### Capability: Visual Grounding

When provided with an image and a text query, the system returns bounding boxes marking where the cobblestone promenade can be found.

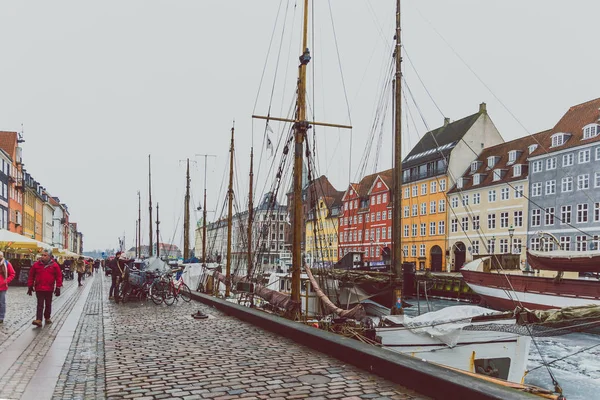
[0,273,427,400]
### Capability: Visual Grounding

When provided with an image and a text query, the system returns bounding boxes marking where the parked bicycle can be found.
[163,268,191,305]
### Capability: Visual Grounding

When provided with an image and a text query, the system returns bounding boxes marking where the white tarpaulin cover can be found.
[384,305,500,347]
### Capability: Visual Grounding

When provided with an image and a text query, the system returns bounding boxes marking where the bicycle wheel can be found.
[119,282,130,303]
[149,281,165,305]
[163,283,176,306]
[180,283,192,302]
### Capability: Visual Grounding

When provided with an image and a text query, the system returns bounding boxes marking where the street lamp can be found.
[508,225,515,254]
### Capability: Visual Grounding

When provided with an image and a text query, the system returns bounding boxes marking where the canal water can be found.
[402,298,600,400]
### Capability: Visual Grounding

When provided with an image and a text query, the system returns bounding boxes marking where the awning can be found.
[0,229,46,251]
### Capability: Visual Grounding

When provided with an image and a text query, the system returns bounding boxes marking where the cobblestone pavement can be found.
[1,273,429,400]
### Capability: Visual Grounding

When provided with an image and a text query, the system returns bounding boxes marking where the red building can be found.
[338,169,393,265]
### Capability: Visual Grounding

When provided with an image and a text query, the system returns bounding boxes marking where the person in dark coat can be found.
[27,250,62,327]
[108,252,122,300]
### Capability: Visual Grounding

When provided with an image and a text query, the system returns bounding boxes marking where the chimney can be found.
[479,102,487,113]
[443,117,450,127]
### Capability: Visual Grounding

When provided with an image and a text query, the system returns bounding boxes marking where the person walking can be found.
[27,250,62,327]
[108,252,121,300]
[0,251,16,324]
[75,257,86,286]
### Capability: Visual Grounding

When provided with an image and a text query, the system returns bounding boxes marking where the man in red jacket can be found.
[0,251,16,324]
[27,249,63,327]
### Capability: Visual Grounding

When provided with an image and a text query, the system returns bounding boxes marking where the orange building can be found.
[0,132,24,234]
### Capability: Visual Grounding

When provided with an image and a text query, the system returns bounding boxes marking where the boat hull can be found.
[376,325,531,383]
[461,269,600,311]
[527,249,600,273]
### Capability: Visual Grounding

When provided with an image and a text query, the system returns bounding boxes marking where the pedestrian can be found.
[0,251,16,324]
[108,252,122,300]
[75,257,86,286]
[27,249,62,327]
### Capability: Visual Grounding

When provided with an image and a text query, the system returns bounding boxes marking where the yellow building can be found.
[400,103,504,271]
[23,188,36,238]
[305,193,343,266]
[34,192,43,241]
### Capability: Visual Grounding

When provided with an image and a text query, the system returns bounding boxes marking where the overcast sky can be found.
[1,1,598,252]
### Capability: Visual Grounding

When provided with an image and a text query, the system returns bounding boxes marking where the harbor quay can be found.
[0,274,426,400]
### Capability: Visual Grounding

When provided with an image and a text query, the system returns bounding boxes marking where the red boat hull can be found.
[527,250,600,273]
[461,269,600,311]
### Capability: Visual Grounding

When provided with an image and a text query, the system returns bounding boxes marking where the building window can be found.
[451,197,459,208]
[420,223,426,236]
[376,212,381,221]
[545,180,556,195]
[546,157,557,170]
[376,228,380,241]
[461,217,469,231]
[579,149,591,164]
[388,226,391,239]
[576,236,587,252]
[420,203,427,215]
[508,150,517,164]
[438,221,445,235]
[412,205,418,216]
[530,237,540,251]
[577,204,588,223]
[421,183,427,195]
[595,203,600,222]
[488,190,496,202]
[562,177,573,192]
[381,211,386,221]
[419,244,426,257]
[439,199,446,212]
[532,160,543,173]
[531,183,542,197]
[529,144,538,154]
[513,238,522,254]
[430,201,436,214]
[404,225,409,237]
[487,156,497,169]
[451,219,458,233]
[499,239,508,254]
[531,209,541,227]
[563,153,574,167]
[583,124,599,139]
[430,222,436,236]
[561,205,572,225]
[404,206,409,218]
[488,239,496,254]
[430,181,437,193]
[596,147,600,161]
[501,187,509,200]
[577,174,589,190]
[545,207,555,226]
[382,193,388,203]
[500,212,508,228]
[411,245,417,257]
[551,133,566,147]
[492,169,503,181]
[472,215,480,230]
[404,187,410,199]
[487,214,496,229]
[440,179,446,191]
[462,195,469,206]
[472,240,480,255]
[595,172,600,188]
[560,236,571,251]
[473,193,480,204]
[473,174,480,185]
[514,185,524,198]
[412,186,418,197]
[513,165,521,177]
[514,210,523,227]
[403,245,409,257]
[412,224,417,236]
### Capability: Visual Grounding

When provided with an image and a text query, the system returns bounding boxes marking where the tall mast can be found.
[391,0,403,312]
[135,220,138,258]
[225,126,235,297]
[246,147,254,279]
[156,203,160,258]
[148,155,153,257]
[289,0,311,315]
[183,158,190,259]
[196,154,215,265]
[137,190,141,258]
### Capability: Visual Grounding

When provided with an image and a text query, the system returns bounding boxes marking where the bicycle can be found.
[163,268,192,305]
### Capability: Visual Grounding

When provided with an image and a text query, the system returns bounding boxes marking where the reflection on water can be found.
[402,298,600,400]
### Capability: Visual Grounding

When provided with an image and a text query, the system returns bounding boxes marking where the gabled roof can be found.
[0,132,18,160]
[367,169,393,195]
[403,105,487,169]
[448,129,551,194]
[529,97,600,157]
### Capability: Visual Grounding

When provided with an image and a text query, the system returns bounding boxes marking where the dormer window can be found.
[492,169,505,182]
[583,124,599,140]
[470,161,482,174]
[528,144,538,154]
[513,164,522,177]
[487,156,499,169]
[473,174,481,185]
[507,150,517,164]
[551,133,570,147]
